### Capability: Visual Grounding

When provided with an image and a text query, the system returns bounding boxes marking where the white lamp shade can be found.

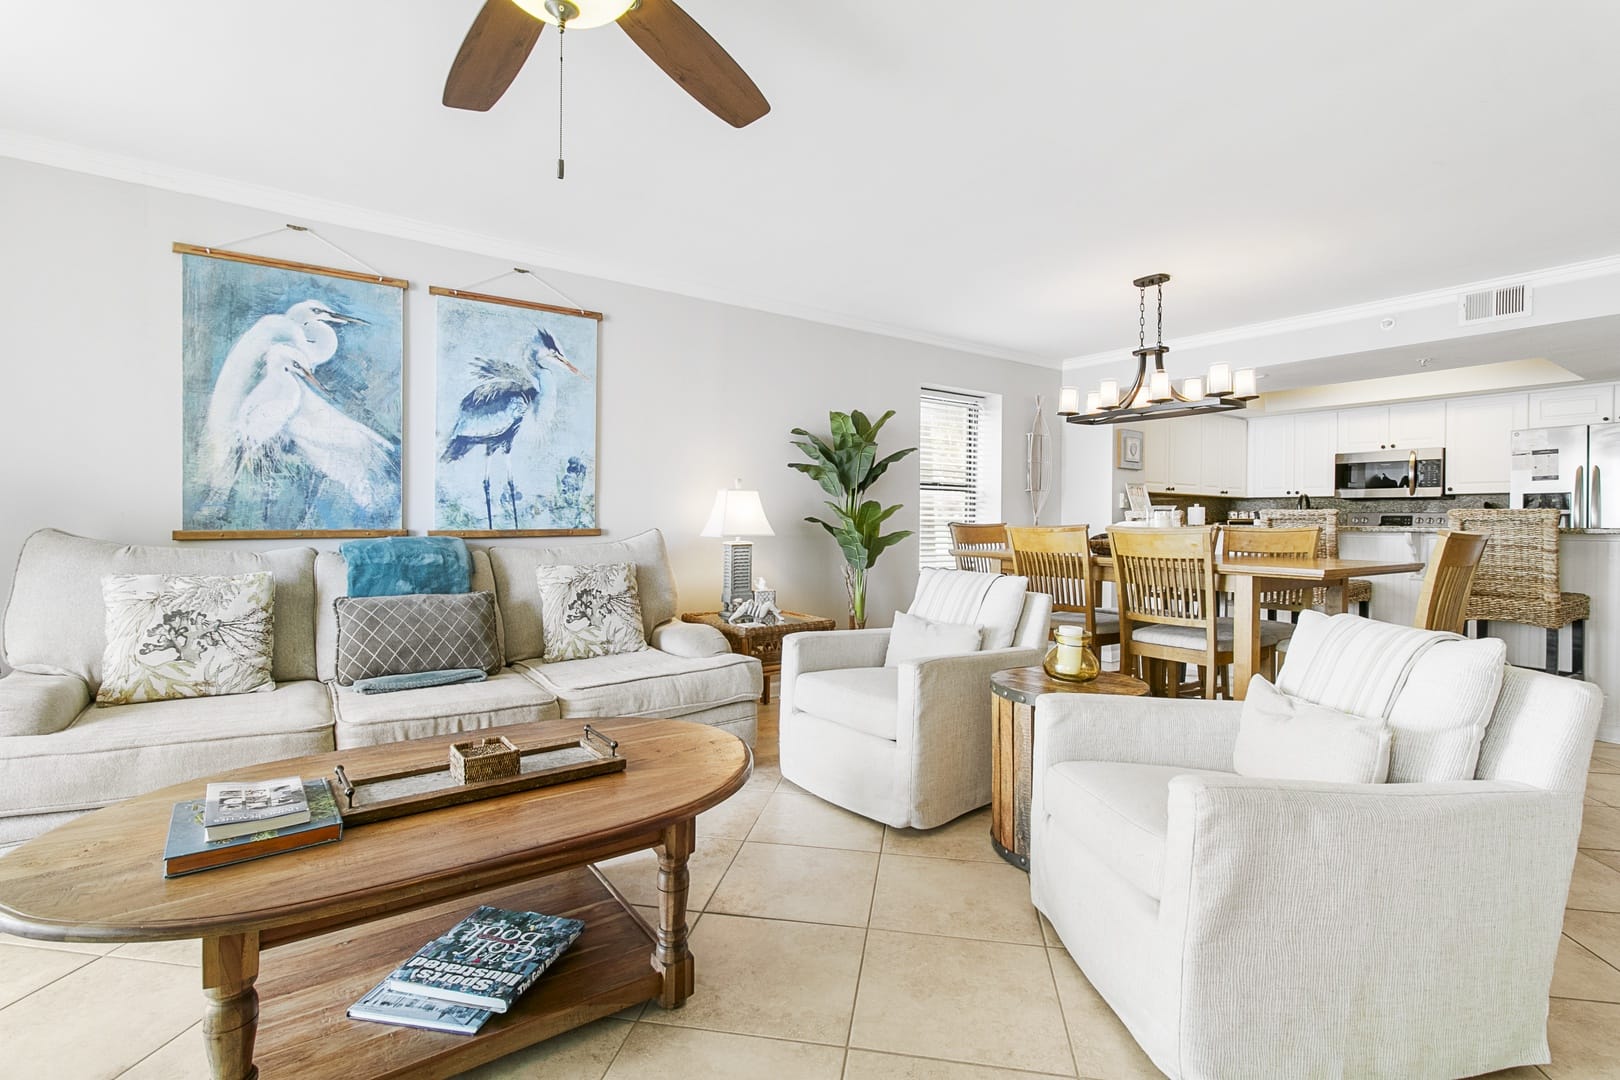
[1057,386,1081,416]
[1149,369,1172,403]
[1233,368,1259,400]
[1207,363,1232,396]
[701,488,775,538]
[1182,377,1204,400]
[1098,379,1120,408]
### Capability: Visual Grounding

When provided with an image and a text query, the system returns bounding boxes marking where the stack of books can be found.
[163,776,342,877]
[348,906,586,1035]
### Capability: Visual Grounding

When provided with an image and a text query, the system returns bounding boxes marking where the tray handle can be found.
[582,724,619,758]
[333,764,356,810]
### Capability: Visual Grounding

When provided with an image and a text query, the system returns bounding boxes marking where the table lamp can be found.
[701,480,775,612]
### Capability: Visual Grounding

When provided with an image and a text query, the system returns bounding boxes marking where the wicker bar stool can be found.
[1445,508,1588,679]
[1254,509,1372,617]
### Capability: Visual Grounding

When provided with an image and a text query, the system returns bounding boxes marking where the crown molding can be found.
[0,129,1055,370]
[1060,252,1620,373]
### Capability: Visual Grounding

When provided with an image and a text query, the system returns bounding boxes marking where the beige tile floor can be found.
[2,699,1619,1079]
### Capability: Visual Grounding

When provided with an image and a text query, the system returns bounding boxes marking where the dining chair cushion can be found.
[907,568,1029,650]
[1128,619,1294,651]
[1050,610,1121,638]
[884,612,982,667]
[1233,676,1391,784]
[791,668,901,741]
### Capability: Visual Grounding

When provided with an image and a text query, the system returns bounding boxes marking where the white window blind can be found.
[918,389,984,570]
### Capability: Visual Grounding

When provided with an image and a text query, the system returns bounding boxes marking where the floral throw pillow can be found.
[535,563,649,663]
[97,572,276,706]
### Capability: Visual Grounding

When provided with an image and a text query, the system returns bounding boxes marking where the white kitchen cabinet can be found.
[1337,402,1446,452]
[1140,421,1168,488]
[1246,413,1334,497]
[1294,412,1339,496]
[1444,393,1529,494]
[1210,415,1247,496]
[1164,417,1203,493]
[1528,384,1615,428]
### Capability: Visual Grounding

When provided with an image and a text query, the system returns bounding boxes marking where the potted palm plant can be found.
[788,409,917,628]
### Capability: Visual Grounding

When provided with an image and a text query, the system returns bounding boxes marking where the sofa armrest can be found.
[1153,775,1581,1070]
[649,619,730,659]
[0,672,91,736]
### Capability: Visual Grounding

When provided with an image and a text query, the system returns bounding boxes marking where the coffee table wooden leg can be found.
[202,931,260,1080]
[654,818,696,1009]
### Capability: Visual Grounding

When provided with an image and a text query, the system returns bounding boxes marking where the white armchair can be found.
[780,569,1052,829]
[1029,666,1603,1080]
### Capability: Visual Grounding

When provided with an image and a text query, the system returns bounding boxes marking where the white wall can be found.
[0,157,1061,641]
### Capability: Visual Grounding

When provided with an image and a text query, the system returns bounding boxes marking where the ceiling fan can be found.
[443,0,770,128]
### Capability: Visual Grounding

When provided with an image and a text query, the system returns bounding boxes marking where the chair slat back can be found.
[1007,526,1094,614]
[1108,527,1219,630]
[1414,530,1489,633]
[950,521,1009,574]
[1221,525,1320,609]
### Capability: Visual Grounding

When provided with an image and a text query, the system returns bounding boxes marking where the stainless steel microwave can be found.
[1334,448,1446,498]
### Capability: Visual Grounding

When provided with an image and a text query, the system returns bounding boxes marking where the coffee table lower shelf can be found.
[253,867,662,1080]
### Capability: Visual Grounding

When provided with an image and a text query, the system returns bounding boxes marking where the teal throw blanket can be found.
[352,668,488,695]
[341,536,471,597]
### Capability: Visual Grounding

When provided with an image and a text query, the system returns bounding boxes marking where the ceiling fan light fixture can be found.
[515,0,636,29]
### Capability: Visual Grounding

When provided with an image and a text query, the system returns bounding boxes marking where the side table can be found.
[990,666,1149,870]
[680,611,838,704]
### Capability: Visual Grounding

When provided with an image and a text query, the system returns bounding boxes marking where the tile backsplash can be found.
[1129,492,1509,522]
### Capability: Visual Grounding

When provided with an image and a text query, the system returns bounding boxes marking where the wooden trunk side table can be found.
[680,611,837,704]
[990,667,1149,871]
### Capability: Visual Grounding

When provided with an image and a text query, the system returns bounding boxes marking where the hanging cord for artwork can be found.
[451,266,589,315]
[202,223,390,283]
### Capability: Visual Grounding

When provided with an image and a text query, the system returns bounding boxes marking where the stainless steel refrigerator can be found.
[1510,423,1620,528]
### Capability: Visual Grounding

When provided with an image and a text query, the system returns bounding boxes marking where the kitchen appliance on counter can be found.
[1510,423,1620,528]
[1342,512,1450,531]
[1335,448,1446,498]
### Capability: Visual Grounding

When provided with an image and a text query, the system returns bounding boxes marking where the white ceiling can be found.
[4,0,1619,365]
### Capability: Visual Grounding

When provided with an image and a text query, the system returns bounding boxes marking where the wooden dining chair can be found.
[1007,525,1120,647]
[950,522,1010,574]
[1413,530,1489,634]
[1108,526,1292,699]
[1220,525,1321,633]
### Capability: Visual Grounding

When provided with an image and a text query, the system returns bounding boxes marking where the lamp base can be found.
[720,540,754,612]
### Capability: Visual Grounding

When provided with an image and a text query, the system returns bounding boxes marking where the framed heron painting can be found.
[430,287,603,537]
[174,244,407,539]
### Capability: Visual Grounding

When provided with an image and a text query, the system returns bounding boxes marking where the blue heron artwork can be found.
[434,293,599,533]
[180,252,404,533]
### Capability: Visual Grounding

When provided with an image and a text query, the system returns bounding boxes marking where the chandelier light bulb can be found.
[1233,368,1259,400]
[1085,391,1102,414]
[1057,386,1081,416]
[1183,377,1204,400]
[1207,363,1232,397]
[1098,379,1120,409]
[1149,369,1173,403]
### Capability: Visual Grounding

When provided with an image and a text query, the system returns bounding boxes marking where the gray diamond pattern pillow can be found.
[333,591,500,686]
[536,563,649,663]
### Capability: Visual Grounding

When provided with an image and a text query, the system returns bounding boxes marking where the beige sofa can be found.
[0,529,760,845]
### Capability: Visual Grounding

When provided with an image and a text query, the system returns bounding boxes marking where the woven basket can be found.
[450,736,521,784]
[1445,508,1588,629]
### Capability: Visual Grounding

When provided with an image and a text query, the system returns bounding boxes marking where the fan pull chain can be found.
[556,21,566,180]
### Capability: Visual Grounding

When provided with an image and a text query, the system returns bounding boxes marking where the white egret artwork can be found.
[432,289,600,535]
[179,250,405,535]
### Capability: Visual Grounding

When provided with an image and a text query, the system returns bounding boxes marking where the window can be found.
[918,388,986,569]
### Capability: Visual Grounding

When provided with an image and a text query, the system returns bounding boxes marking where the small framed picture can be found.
[1116,428,1145,470]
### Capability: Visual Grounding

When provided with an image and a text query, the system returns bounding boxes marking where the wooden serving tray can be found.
[330,725,626,826]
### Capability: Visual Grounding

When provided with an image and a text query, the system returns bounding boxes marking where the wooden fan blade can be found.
[444,0,545,111]
[617,0,769,127]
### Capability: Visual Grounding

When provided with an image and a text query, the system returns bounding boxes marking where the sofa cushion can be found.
[1233,676,1391,784]
[884,612,981,667]
[535,563,649,662]
[515,649,758,720]
[793,668,901,741]
[97,571,276,705]
[0,680,334,818]
[328,669,558,748]
[333,591,501,685]
[4,529,317,688]
[489,531,678,663]
[907,568,1028,650]
[1043,761,1231,901]
[316,549,506,683]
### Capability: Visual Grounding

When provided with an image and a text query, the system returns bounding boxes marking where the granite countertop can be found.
[1333,524,1620,536]
[1562,528,1620,535]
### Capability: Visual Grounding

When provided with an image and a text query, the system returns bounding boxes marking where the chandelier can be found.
[1059,274,1258,425]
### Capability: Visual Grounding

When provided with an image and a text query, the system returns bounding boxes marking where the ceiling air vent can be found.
[1459,283,1531,324]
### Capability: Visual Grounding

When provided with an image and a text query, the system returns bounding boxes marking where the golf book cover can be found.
[382,905,585,1012]
[163,779,340,877]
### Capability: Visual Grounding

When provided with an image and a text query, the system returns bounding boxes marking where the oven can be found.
[1334,447,1446,498]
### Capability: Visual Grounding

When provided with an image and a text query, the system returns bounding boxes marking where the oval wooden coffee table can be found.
[990,666,1149,870]
[0,718,750,1080]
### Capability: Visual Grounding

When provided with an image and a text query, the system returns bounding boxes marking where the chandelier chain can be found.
[1157,282,1164,347]
[556,21,566,179]
[1138,288,1146,351]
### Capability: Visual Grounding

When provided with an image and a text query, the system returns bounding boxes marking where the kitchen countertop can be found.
[1332,524,1620,536]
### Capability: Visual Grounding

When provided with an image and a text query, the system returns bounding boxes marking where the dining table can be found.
[949,543,1424,700]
